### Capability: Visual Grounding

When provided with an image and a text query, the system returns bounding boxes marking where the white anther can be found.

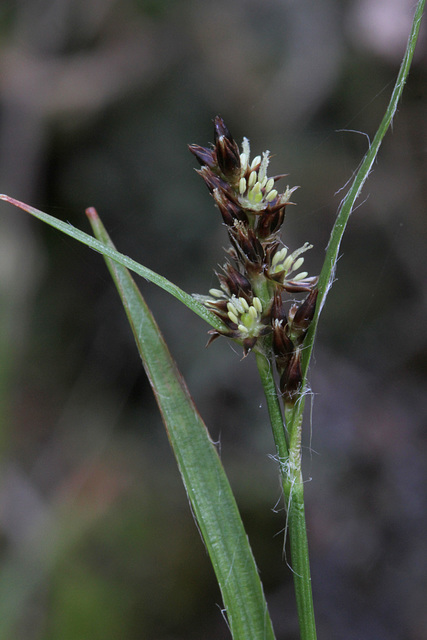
[265,177,275,193]
[266,189,278,202]
[227,302,238,316]
[250,155,261,169]
[228,311,239,325]
[249,306,258,319]
[292,271,308,282]
[292,257,305,272]
[248,171,257,187]
[239,297,249,312]
[272,247,288,266]
[209,288,224,298]
[253,297,262,313]
[283,256,294,272]
[239,177,247,195]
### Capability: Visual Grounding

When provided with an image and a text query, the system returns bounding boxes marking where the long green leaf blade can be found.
[0,195,224,333]
[85,207,276,640]
[301,0,425,378]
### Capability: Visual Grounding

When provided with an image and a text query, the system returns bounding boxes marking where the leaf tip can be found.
[0,194,28,210]
[0,194,15,204]
[85,207,99,221]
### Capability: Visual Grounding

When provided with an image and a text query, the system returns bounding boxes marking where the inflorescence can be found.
[189,117,318,405]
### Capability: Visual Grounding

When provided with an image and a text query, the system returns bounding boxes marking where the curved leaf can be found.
[85,207,276,640]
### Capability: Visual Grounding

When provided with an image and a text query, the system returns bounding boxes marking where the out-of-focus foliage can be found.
[0,1,426,639]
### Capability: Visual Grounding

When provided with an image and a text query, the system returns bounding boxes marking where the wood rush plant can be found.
[0,3,424,638]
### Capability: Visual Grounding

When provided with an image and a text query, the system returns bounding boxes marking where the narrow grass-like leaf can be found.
[0,195,225,333]
[284,0,426,438]
[260,4,425,638]
[301,0,425,379]
[85,207,276,640]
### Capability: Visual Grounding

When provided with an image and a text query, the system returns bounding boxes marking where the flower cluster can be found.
[189,117,318,404]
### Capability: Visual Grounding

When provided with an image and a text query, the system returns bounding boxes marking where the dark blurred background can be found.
[0,1,426,639]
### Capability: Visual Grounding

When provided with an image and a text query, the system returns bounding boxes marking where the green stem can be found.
[264,5,426,636]
[286,478,316,640]
[255,353,316,640]
[255,351,289,458]
[285,403,316,640]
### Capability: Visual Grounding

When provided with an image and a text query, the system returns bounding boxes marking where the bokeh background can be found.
[0,1,426,639]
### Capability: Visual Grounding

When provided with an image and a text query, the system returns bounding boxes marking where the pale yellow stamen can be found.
[253,297,262,313]
[266,189,278,202]
[292,257,305,272]
[239,297,249,312]
[292,271,309,281]
[209,288,224,298]
[282,256,294,272]
[248,171,257,188]
[272,247,288,267]
[227,302,238,316]
[265,177,275,193]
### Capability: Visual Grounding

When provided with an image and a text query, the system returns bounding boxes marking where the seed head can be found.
[190,117,318,383]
